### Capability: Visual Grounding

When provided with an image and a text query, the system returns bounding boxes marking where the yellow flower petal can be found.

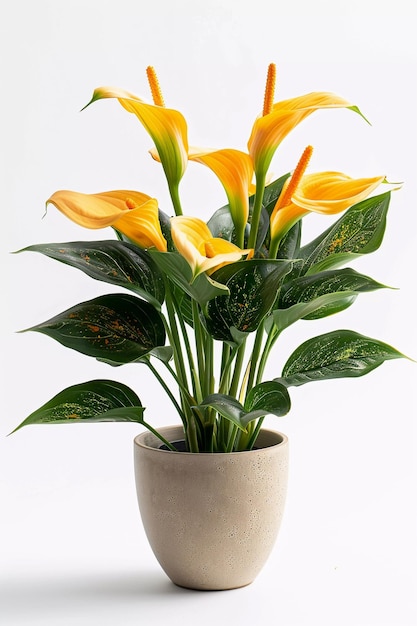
[171,216,252,279]
[270,171,385,244]
[84,87,188,188]
[188,147,253,243]
[47,190,167,251]
[248,92,355,177]
[292,172,385,213]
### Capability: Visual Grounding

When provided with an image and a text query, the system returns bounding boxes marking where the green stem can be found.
[247,171,266,250]
[146,360,186,426]
[257,326,280,383]
[170,289,199,400]
[246,416,264,451]
[140,419,178,451]
[164,280,189,394]
[219,344,238,394]
[192,299,205,402]
[245,322,265,396]
[228,341,246,398]
[168,182,183,216]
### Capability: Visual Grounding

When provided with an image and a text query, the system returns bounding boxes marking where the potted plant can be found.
[11,64,406,590]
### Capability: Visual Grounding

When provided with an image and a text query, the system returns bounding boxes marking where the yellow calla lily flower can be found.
[47,190,167,251]
[83,86,188,191]
[270,171,385,245]
[248,92,357,178]
[171,216,252,279]
[188,147,254,247]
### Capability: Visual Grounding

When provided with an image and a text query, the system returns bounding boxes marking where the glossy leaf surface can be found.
[200,380,290,430]
[299,192,391,274]
[23,294,166,364]
[280,329,405,387]
[205,259,292,341]
[11,379,144,433]
[19,241,165,309]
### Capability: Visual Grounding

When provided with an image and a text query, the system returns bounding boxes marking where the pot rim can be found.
[134,425,288,456]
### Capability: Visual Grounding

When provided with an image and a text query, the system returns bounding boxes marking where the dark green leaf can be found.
[18,241,165,309]
[207,206,235,242]
[205,259,293,341]
[245,381,291,417]
[10,380,144,433]
[279,329,406,387]
[298,192,391,275]
[200,381,290,431]
[259,173,290,212]
[149,250,228,311]
[270,292,358,332]
[272,268,388,328]
[199,395,248,431]
[22,294,166,364]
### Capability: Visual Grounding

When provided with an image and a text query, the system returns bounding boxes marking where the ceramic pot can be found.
[133,425,288,590]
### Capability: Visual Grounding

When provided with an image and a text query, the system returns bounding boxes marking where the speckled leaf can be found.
[22,294,166,364]
[11,380,144,433]
[150,250,228,310]
[200,380,290,430]
[299,191,391,275]
[245,381,291,417]
[18,241,165,309]
[270,292,357,332]
[271,268,388,329]
[279,330,405,387]
[205,259,293,341]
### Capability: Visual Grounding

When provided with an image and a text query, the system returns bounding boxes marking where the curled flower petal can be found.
[291,172,385,213]
[47,190,167,251]
[188,147,254,244]
[270,172,385,244]
[171,216,252,279]
[248,92,357,178]
[83,87,188,188]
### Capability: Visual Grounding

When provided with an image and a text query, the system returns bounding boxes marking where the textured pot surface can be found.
[134,426,289,591]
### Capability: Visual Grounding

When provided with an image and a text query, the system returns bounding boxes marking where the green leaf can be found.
[207,206,235,242]
[245,381,291,417]
[200,381,290,431]
[279,330,406,387]
[10,379,144,433]
[270,292,358,332]
[150,250,228,311]
[22,294,166,365]
[205,259,293,341]
[298,192,391,275]
[199,395,248,431]
[271,268,388,330]
[18,241,165,309]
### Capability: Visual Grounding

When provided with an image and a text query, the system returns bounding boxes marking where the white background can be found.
[1,1,416,624]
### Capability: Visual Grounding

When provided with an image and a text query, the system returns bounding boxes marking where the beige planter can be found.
[133,425,289,590]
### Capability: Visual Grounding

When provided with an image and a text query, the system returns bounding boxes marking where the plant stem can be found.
[169,182,183,216]
[145,360,186,426]
[247,171,266,250]
[192,299,205,402]
[228,341,246,398]
[245,322,265,396]
[140,419,178,451]
[257,326,280,383]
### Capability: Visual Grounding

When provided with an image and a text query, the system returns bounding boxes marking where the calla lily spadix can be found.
[47,190,167,251]
[248,92,362,179]
[82,87,188,192]
[171,216,253,279]
[269,172,385,249]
